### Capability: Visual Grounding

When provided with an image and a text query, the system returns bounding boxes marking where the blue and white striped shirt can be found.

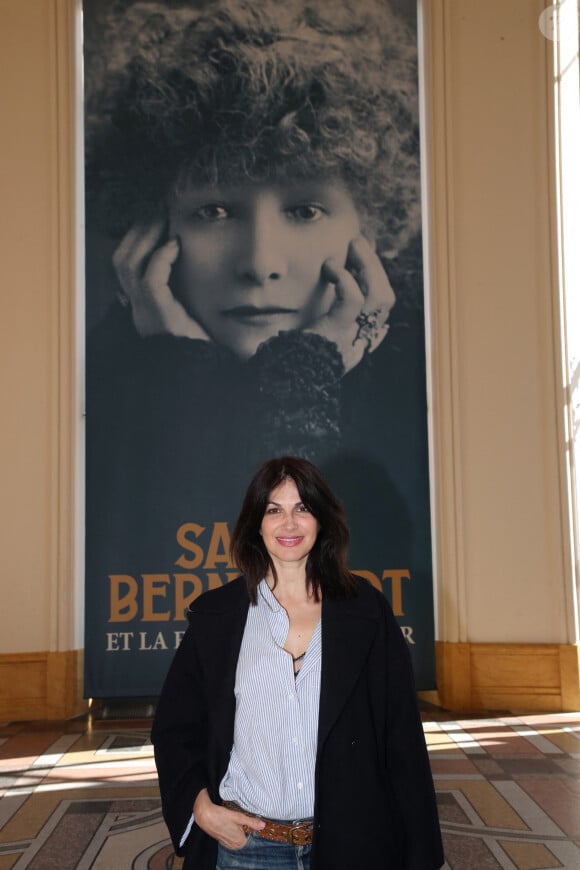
[219,580,322,820]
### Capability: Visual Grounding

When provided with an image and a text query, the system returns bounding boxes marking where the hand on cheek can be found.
[305,235,395,373]
[112,219,210,341]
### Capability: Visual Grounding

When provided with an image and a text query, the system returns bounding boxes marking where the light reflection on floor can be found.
[0,711,579,869]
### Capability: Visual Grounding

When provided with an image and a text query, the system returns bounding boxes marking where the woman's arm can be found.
[151,626,210,854]
[151,626,265,855]
[246,329,345,460]
[380,597,444,869]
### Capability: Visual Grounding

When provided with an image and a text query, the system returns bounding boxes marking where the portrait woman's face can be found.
[167,178,361,358]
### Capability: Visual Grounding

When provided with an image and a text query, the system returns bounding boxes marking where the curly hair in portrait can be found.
[230,456,358,603]
[85,0,421,265]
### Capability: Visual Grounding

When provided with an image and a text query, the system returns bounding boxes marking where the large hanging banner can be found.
[83,0,435,697]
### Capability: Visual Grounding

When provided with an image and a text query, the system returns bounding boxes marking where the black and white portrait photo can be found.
[83,0,436,696]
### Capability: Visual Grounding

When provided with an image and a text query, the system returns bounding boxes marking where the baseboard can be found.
[0,650,88,721]
[433,641,580,712]
[2,644,578,719]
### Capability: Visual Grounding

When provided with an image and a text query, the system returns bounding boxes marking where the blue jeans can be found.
[216,834,312,869]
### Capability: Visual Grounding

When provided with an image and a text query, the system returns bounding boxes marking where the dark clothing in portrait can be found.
[85,303,434,694]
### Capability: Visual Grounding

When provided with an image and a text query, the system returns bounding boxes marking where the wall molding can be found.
[0,651,87,721]
[429,641,580,713]
[420,0,468,645]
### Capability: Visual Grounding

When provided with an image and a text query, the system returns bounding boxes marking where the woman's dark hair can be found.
[85,0,420,259]
[230,456,358,602]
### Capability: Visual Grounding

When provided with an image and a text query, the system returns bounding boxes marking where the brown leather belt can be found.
[223,800,314,846]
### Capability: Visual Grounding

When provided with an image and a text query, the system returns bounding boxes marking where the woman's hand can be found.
[112,220,210,341]
[305,235,395,373]
[193,789,265,849]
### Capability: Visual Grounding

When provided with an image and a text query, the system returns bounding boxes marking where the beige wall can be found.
[423,0,573,646]
[0,0,576,716]
[1,0,76,651]
[0,0,83,717]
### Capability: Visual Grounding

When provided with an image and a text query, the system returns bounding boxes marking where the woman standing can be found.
[152,456,443,869]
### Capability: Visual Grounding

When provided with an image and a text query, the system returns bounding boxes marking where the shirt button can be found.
[297,782,303,789]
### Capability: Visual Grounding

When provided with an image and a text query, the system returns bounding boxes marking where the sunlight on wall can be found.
[551,0,580,639]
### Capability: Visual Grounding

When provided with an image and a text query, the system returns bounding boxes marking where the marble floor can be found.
[0,710,579,869]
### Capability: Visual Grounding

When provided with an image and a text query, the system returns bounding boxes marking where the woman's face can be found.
[167,178,361,358]
[260,478,319,567]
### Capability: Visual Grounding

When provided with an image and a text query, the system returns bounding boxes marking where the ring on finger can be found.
[353,308,389,351]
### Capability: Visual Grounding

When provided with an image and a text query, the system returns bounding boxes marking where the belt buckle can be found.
[288,822,309,845]
[288,824,300,845]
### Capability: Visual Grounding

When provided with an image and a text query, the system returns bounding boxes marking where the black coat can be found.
[151,577,444,869]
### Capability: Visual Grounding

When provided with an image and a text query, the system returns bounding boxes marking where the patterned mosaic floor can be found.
[0,712,579,869]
